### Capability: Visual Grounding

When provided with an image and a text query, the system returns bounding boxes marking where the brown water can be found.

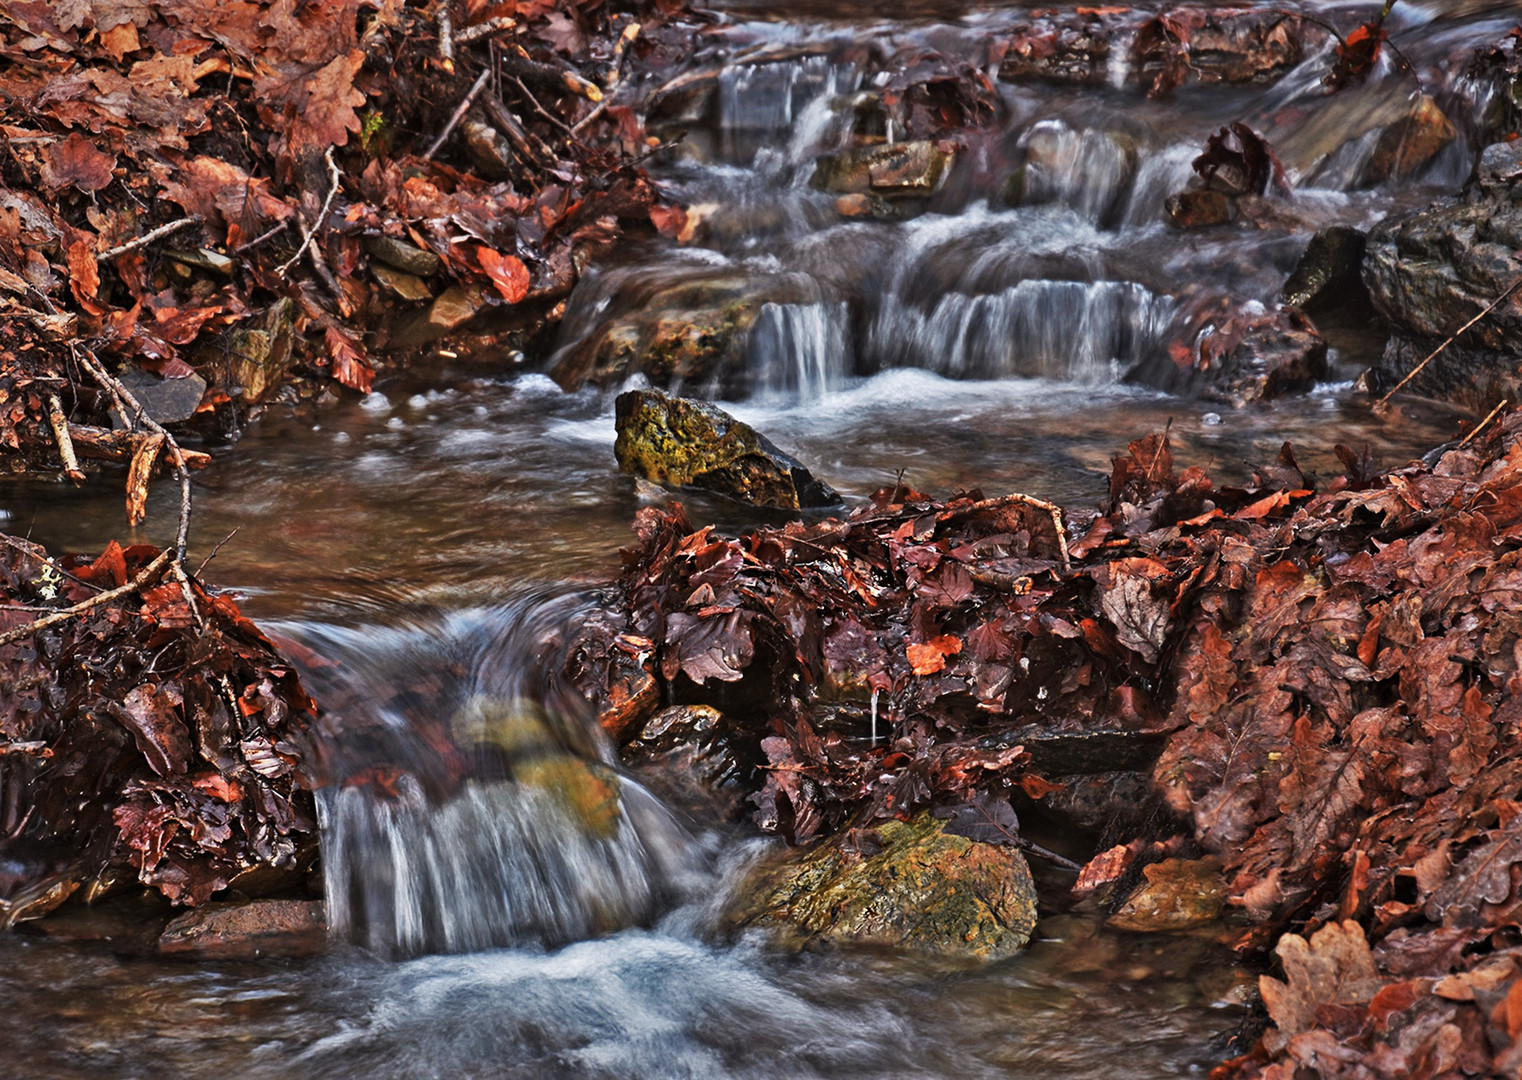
[0,1,1511,1076]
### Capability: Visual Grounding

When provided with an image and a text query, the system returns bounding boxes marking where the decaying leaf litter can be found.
[1,0,1522,1076]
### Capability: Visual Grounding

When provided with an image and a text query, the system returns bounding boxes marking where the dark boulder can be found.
[1362,141,1522,407]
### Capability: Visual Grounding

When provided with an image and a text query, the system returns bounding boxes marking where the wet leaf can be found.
[40,132,117,192]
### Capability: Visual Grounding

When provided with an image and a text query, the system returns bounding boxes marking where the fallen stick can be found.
[1376,276,1522,408]
[480,93,550,166]
[232,219,290,255]
[0,549,171,650]
[436,0,456,71]
[65,423,211,469]
[424,67,493,161]
[72,346,202,626]
[572,21,640,136]
[99,216,202,261]
[454,15,516,45]
[938,491,1072,569]
[500,48,602,102]
[276,146,341,277]
[45,395,85,484]
[1459,398,1510,449]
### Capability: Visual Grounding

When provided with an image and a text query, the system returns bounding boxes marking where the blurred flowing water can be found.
[0,1,1513,1076]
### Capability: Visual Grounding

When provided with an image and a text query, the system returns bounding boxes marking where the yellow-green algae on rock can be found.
[734,810,1038,960]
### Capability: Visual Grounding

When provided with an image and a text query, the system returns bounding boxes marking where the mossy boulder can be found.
[732,811,1038,960]
[614,389,840,510]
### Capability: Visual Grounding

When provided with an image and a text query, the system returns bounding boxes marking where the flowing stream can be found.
[0,1,1515,1076]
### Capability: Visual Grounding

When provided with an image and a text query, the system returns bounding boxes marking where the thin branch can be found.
[938,491,1072,569]
[454,15,516,45]
[71,346,202,628]
[45,395,84,484]
[436,0,456,71]
[571,21,640,136]
[512,75,580,142]
[424,66,493,161]
[232,219,290,254]
[1459,399,1510,449]
[1018,836,1084,872]
[276,146,341,277]
[99,216,202,261]
[195,526,242,577]
[0,550,170,649]
[1376,276,1522,408]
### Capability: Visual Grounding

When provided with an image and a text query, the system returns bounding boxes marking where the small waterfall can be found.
[290,594,698,958]
[1013,121,1137,225]
[870,279,1174,384]
[746,300,852,400]
[717,55,860,165]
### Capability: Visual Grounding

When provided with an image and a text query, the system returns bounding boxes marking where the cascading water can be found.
[290,595,697,958]
[746,300,853,400]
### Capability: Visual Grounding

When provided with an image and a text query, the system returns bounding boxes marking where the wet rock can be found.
[459,119,516,181]
[614,389,840,511]
[811,140,953,198]
[645,68,719,127]
[1280,226,1367,312]
[1034,770,1158,834]
[158,898,326,959]
[1271,89,1457,190]
[1362,96,1457,186]
[207,297,296,404]
[1003,122,1137,225]
[1164,189,1236,229]
[516,757,624,840]
[365,234,442,278]
[732,811,1038,960]
[550,275,790,394]
[1000,12,1114,85]
[622,704,751,820]
[594,650,660,744]
[1362,151,1522,406]
[1106,856,1225,933]
[111,367,208,427]
[371,263,433,302]
[1151,299,1328,406]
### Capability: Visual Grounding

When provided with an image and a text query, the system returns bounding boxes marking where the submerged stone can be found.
[1106,856,1225,933]
[158,898,326,959]
[732,811,1038,960]
[811,140,953,197]
[1281,226,1367,312]
[613,389,840,510]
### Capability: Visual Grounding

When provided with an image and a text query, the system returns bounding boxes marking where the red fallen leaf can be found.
[324,326,374,393]
[192,774,244,803]
[477,246,531,303]
[113,683,193,778]
[1324,21,1387,92]
[66,239,100,307]
[1193,122,1289,196]
[1075,841,1140,894]
[84,541,129,589]
[40,132,116,192]
[907,634,962,675]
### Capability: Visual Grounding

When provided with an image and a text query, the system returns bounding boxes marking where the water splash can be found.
[870,279,1174,384]
[287,594,699,958]
[746,300,852,400]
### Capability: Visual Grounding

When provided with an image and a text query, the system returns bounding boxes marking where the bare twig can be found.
[1459,399,1510,449]
[512,75,580,142]
[0,550,171,649]
[99,216,202,261]
[232,219,290,254]
[1376,277,1522,408]
[45,395,84,484]
[195,526,242,577]
[71,346,202,627]
[436,0,456,71]
[276,146,341,277]
[424,66,493,161]
[572,21,640,136]
[480,92,551,166]
[296,210,351,315]
[500,47,602,102]
[1018,836,1083,872]
[454,15,516,45]
[939,492,1072,569]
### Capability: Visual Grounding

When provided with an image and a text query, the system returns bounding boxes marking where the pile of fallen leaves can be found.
[0,535,317,921]
[0,0,675,502]
[581,407,1522,1075]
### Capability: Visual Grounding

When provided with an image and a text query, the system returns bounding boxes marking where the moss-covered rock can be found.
[614,389,840,510]
[732,811,1038,960]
